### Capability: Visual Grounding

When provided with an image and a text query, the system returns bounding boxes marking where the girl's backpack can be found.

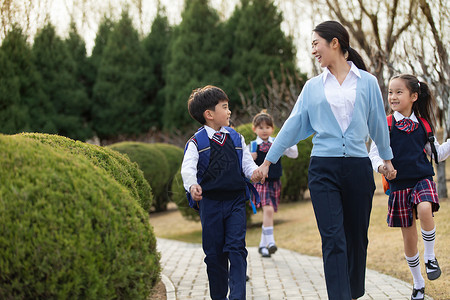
[184,126,260,213]
[382,115,438,195]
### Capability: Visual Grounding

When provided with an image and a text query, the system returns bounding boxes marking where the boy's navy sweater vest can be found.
[201,135,247,201]
[388,125,434,191]
[255,144,282,180]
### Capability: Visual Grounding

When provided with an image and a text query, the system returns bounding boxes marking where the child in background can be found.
[369,74,448,300]
[181,85,260,300]
[249,111,298,257]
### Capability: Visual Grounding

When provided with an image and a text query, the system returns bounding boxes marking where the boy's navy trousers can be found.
[308,157,375,300]
[199,193,247,300]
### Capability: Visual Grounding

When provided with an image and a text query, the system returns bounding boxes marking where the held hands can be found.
[189,184,202,201]
[379,160,397,180]
[252,160,271,184]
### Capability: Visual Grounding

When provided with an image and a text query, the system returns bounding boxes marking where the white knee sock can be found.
[405,252,425,291]
[259,225,267,248]
[263,226,275,245]
[422,226,436,262]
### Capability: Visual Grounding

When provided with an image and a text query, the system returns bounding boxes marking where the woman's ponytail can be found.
[347,46,367,71]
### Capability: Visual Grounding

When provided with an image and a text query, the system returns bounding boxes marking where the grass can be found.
[150,172,450,300]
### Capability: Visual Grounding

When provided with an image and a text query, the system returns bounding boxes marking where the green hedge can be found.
[0,134,160,299]
[108,142,170,212]
[19,133,153,212]
[151,143,184,205]
[171,168,200,222]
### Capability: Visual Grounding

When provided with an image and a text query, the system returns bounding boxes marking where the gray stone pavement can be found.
[157,238,433,300]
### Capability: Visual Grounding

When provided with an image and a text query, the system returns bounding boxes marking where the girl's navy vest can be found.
[388,124,434,191]
[253,142,282,180]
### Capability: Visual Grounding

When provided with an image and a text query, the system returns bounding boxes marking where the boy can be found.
[181,85,260,300]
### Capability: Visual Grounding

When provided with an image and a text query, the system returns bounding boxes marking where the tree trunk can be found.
[437,161,447,198]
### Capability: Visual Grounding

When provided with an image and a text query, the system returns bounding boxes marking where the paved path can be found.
[157,238,432,300]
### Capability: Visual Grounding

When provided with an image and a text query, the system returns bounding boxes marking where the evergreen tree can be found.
[87,17,114,100]
[224,0,298,108]
[33,23,91,141]
[0,25,54,134]
[163,0,228,130]
[65,23,93,137]
[142,10,172,129]
[91,10,151,141]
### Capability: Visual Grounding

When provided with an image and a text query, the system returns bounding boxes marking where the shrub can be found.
[18,133,153,212]
[108,142,170,212]
[0,134,160,299]
[171,168,200,222]
[151,143,184,204]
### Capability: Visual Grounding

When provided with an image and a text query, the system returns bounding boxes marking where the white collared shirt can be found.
[369,111,450,171]
[250,136,298,159]
[323,62,361,133]
[181,125,258,192]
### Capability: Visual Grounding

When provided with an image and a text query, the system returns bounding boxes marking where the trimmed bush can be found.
[151,143,184,205]
[172,167,200,222]
[108,142,170,212]
[18,133,153,212]
[0,134,160,299]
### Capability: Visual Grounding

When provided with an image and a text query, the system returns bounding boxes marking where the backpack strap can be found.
[417,117,438,164]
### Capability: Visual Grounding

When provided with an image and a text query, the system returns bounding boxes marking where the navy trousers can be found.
[308,157,375,300]
[199,194,247,300]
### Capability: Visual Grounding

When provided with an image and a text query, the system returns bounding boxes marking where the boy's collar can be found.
[203,125,229,138]
[256,136,274,144]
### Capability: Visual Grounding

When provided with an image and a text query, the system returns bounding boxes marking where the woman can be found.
[254,20,396,300]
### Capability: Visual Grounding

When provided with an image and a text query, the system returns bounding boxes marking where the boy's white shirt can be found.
[181,125,258,192]
[369,111,450,172]
[249,136,298,159]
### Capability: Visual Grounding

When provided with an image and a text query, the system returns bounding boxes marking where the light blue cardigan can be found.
[266,70,393,163]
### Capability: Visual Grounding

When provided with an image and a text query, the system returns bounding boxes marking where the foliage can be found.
[91,11,152,140]
[108,142,170,212]
[223,0,298,111]
[19,133,153,212]
[33,23,91,141]
[0,25,53,134]
[171,168,200,222]
[142,11,172,129]
[163,0,228,130]
[0,134,160,299]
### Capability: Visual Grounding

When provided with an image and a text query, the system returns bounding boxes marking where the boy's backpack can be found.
[184,126,260,213]
[382,115,438,195]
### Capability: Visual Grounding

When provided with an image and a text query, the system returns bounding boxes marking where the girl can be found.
[249,111,298,258]
[369,74,447,300]
[253,20,396,300]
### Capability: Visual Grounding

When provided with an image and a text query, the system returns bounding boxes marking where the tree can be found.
[0,25,53,134]
[91,10,151,142]
[33,22,91,141]
[163,0,228,130]
[309,0,417,106]
[142,8,172,129]
[223,0,298,112]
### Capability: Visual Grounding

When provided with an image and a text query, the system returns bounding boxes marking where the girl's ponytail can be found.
[392,74,436,132]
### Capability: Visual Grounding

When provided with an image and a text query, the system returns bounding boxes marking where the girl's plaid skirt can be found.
[387,178,440,227]
[252,179,281,212]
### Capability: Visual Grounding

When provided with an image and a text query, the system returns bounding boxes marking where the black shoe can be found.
[246,275,250,281]
[425,258,441,280]
[267,243,277,254]
[411,287,424,300]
